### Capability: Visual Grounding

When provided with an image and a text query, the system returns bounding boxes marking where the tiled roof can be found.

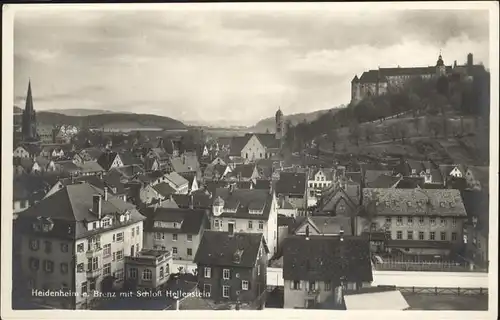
[253,179,272,190]
[171,192,212,209]
[254,133,280,149]
[119,152,143,166]
[194,231,267,268]
[97,151,119,171]
[142,207,207,235]
[276,172,306,195]
[112,165,144,179]
[226,164,256,179]
[362,188,467,217]
[204,180,229,195]
[386,240,452,250]
[169,154,200,174]
[76,161,105,173]
[359,70,387,83]
[165,171,189,188]
[55,160,81,173]
[152,182,177,197]
[80,148,104,161]
[229,136,250,156]
[308,216,353,235]
[345,172,362,185]
[283,235,373,282]
[366,175,401,188]
[213,188,273,220]
[395,177,424,189]
[16,183,145,239]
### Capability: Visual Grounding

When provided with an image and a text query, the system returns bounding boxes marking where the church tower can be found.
[21,79,38,142]
[275,107,284,141]
[436,52,447,77]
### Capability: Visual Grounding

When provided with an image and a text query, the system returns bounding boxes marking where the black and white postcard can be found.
[2,2,498,320]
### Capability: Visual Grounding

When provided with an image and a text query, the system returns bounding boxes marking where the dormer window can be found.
[407,201,412,207]
[440,202,445,207]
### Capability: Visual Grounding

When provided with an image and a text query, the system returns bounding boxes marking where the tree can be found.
[411,117,421,135]
[397,123,409,144]
[427,117,441,138]
[364,124,375,143]
[385,123,398,142]
[327,128,339,153]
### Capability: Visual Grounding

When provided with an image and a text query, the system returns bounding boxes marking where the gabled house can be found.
[210,157,227,166]
[203,164,231,181]
[97,151,124,171]
[143,157,161,172]
[14,146,31,159]
[294,216,353,237]
[224,164,259,182]
[316,185,360,221]
[119,151,143,167]
[169,153,202,181]
[76,161,105,176]
[210,186,279,257]
[172,190,213,210]
[307,167,335,207]
[54,160,81,176]
[275,172,308,214]
[283,235,373,309]
[78,148,104,163]
[142,207,209,261]
[178,172,199,194]
[194,231,268,306]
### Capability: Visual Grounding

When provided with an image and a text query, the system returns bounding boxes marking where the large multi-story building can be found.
[13,183,145,309]
[210,186,279,258]
[360,188,467,256]
[350,53,481,105]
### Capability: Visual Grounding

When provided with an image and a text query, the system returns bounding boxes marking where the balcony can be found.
[86,245,103,259]
[86,267,102,279]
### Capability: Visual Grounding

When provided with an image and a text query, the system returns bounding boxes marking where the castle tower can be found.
[436,52,446,77]
[351,75,360,104]
[21,79,38,142]
[275,107,284,140]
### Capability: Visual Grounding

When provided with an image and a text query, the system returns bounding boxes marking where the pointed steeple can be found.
[25,79,34,113]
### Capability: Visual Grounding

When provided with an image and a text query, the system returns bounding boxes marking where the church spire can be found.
[25,79,34,113]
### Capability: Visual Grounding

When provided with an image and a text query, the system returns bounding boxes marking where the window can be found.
[407,231,413,240]
[452,232,457,241]
[136,226,140,235]
[132,227,135,237]
[419,217,425,225]
[77,263,84,273]
[129,268,138,279]
[292,280,301,290]
[159,266,164,279]
[93,222,97,229]
[44,241,52,253]
[29,258,40,271]
[223,269,230,280]
[60,263,68,274]
[44,260,54,273]
[91,256,99,270]
[29,239,39,251]
[81,282,87,295]
[112,252,116,261]
[440,218,446,226]
[242,280,249,290]
[102,218,111,228]
[172,247,177,254]
[187,248,192,256]
[142,269,152,281]
[258,221,264,230]
[155,232,164,240]
[430,218,436,225]
[222,285,230,298]
[60,243,69,253]
[116,250,124,261]
[257,265,261,275]
[203,284,211,294]
[440,232,446,241]
[407,217,413,225]
[430,232,435,240]
[77,243,84,253]
[325,282,331,291]
[370,223,377,231]
[419,232,424,240]
[248,221,253,229]
[214,220,220,228]
[396,216,403,225]
[452,217,457,227]
[309,281,316,291]
[385,217,391,224]
[396,231,403,240]
[187,235,193,242]
[103,263,111,276]
[173,234,178,241]
[103,244,111,257]
[204,267,211,278]
[136,244,139,253]
[114,268,124,281]
[116,232,124,242]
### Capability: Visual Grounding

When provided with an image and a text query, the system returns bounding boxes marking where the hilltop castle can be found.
[350,53,479,105]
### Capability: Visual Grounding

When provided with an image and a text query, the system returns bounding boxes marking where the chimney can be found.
[93,195,102,219]
[339,227,344,242]
[104,187,108,201]
[159,198,163,207]
[305,225,310,240]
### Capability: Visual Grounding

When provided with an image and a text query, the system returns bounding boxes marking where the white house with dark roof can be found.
[360,188,467,256]
[13,183,146,309]
[142,207,209,261]
[229,133,281,161]
[210,186,278,258]
[307,167,335,207]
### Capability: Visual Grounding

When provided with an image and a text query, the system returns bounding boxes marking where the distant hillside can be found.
[34,111,186,130]
[250,106,345,133]
[44,108,133,117]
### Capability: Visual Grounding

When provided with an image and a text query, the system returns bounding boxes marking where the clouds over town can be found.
[14,6,490,126]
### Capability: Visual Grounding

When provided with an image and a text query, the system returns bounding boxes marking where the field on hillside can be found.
[316,113,486,166]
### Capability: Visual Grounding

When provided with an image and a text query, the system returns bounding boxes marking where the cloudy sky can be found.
[14,7,490,126]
